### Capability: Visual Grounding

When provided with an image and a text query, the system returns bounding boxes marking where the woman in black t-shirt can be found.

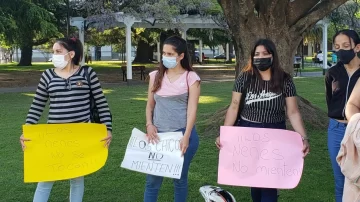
[215,39,310,202]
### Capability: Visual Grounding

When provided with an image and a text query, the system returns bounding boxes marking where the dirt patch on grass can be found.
[0,66,236,88]
[202,96,328,137]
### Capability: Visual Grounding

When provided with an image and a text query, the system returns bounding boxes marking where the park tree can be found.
[188,28,232,57]
[328,0,360,31]
[0,0,61,66]
[218,0,348,75]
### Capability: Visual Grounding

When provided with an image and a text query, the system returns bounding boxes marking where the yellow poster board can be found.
[23,123,108,183]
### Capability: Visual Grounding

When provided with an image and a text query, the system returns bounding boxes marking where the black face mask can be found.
[336,49,356,64]
[253,58,272,71]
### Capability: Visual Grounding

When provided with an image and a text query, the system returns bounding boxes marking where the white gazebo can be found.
[70,13,223,83]
[70,13,331,80]
[317,19,330,74]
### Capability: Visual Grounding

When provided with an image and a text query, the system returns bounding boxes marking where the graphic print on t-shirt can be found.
[245,90,282,105]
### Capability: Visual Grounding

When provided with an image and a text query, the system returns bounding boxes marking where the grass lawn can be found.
[1,61,321,72]
[299,66,324,72]
[0,77,334,202]
[0,61,236,71]
[304,56,333,63]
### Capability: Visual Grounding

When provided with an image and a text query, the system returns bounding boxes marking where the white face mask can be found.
[52,53,70,70]
[162,56,178,69]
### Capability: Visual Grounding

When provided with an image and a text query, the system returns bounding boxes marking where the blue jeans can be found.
[328,118,346,202]
[238,119,285,202]
[143,126,199,202]
[33,177,84,202]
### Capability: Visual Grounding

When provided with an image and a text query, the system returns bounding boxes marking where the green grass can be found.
[304,56,333,63]
[0,62,237,74]
[0,62,324,75]
[299,66,323,72]
[0,61,159,72]
[0,77,335,202]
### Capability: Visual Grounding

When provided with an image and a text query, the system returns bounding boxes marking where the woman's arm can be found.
[325,72,333,108]
[215,91,242,149]
[25,71,49,124]
[184,81,201,138]
[286,97,310,156]
[286,97,307,139]
[346,78,360,120]
[88,68,112,131]
[145,73,159,143]
[22,71,49,150]
[224,91,242,126]
[146,76,156,127]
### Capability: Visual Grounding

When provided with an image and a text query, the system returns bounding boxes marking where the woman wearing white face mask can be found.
[144,35,201,202]
[19,37,113,202]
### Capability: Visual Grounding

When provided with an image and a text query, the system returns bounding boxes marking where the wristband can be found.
[302,136,310,141]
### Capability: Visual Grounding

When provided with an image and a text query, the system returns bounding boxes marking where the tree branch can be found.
[33,38,51,46]
[290,0,347,34]
[218,0,257,37]
[287,0,319,26]
[218,0,256,19]
[144,19,157,26]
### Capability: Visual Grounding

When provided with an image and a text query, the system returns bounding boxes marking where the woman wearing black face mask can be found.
[215,39,310,202]
[325,29,360,202]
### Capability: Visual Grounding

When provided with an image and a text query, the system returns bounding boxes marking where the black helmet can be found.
[199,185,236,202]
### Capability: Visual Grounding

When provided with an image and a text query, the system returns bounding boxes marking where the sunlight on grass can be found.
[129,95,223,103]
[131,97,147,101]
[103,89,114,94]
[199,96,223,104]
[22,93,36,97]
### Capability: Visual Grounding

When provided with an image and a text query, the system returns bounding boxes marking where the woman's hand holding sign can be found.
[302,139,310,157]
[215,136,221,149]
[101,130,112,148]
[146,124,159,144]
[20,134,31,151]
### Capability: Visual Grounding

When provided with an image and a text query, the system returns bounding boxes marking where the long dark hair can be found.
[243,39,289,93]
[152,35,194,92]
[332,29,360,47]
[55,37,83,65]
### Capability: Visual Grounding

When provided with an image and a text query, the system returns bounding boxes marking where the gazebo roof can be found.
[71,13,223,29]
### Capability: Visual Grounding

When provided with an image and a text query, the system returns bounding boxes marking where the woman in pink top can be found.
[144,35,201,202]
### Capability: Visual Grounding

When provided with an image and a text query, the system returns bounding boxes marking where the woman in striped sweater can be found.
[19,37,112,202]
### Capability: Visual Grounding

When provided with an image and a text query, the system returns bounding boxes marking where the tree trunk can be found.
[218,0,348,76]
[227,42,234,63]
[149,45,155,61]
[0,47,5,64]
[133,39,152,63]
[18,45,33,66]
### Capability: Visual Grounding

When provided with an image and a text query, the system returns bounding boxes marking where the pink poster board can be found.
[217,126,304,189]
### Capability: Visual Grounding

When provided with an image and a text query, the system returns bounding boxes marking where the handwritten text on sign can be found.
[217,126,304,189]
[121,128,184,179]
[23,123,108,183]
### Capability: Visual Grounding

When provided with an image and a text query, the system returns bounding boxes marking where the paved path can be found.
[295,71,324,78]
[0,71,324,93]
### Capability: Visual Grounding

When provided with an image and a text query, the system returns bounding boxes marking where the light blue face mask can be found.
[162,56,178,69]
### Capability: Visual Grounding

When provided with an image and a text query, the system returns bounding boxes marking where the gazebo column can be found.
[124,16,135,84]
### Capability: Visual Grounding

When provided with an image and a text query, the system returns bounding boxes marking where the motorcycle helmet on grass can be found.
[199,185,236,202]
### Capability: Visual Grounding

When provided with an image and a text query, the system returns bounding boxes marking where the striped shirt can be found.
[25,66,112,131]
[233,72,296,123]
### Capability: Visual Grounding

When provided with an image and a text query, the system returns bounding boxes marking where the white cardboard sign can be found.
[121,128,184,179]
